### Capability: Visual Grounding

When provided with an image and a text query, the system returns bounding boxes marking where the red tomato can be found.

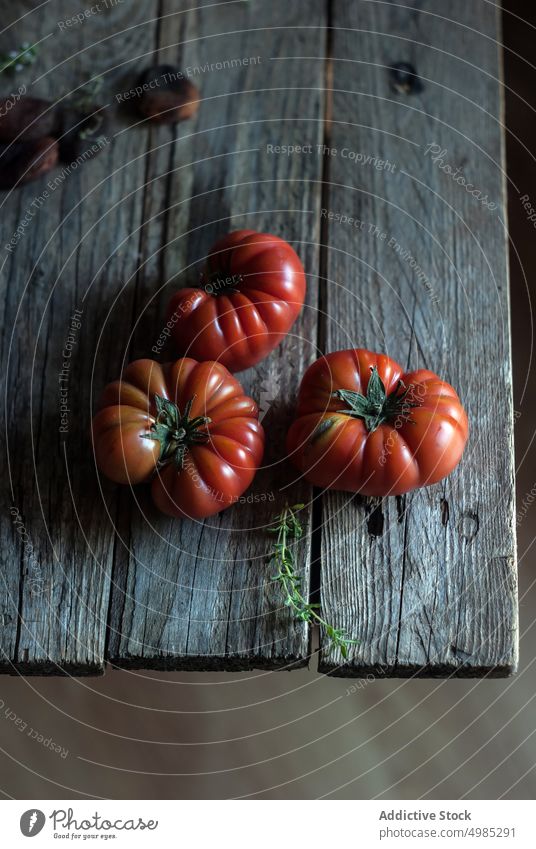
[286,349,468,496]
[92,358,264,519]
[166,229,306,372]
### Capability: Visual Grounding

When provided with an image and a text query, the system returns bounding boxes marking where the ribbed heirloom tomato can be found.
[92,358,264,519]
[167,229,306,372]
[286,349,468,496]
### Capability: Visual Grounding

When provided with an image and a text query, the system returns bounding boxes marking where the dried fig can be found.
[0,136,59,189]
[0,97,58,142]
[136,65,199,124]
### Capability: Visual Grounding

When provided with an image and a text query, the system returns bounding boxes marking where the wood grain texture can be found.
[0,0,161,673]
[318,0,517,676]
[0,0,515,677]
[104,0,326,669]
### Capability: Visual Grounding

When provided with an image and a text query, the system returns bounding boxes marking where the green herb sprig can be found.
[71,75,103,111]
[0,42,38,75]
[268,503,358,659]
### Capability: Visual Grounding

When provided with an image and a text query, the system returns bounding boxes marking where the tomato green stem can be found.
[334,366,418,432]
[146,394,211,469]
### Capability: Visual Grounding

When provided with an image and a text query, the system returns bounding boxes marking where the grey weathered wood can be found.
[105,0,326,669]
[0,0,515,678]
[0,0,161,672]
[318,0,517,676]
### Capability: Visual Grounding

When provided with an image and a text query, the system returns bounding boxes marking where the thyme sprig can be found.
[71,74,103,111]
[268,504,358,659]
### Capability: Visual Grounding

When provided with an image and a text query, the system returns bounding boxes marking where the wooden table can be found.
[0,0,516,677]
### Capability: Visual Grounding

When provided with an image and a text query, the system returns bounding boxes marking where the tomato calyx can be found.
[334,367,418,433]
[146,394,211,469]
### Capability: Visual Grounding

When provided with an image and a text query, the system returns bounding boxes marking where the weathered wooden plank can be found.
[319,0,516,676]
[106,0,326,668]
[0,0,161,672]
[2,0,515,679]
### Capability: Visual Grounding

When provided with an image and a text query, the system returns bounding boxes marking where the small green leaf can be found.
[335,387,367,408]
[145,422,171,457]
[154,394,166,414]
[366,366,387,408]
